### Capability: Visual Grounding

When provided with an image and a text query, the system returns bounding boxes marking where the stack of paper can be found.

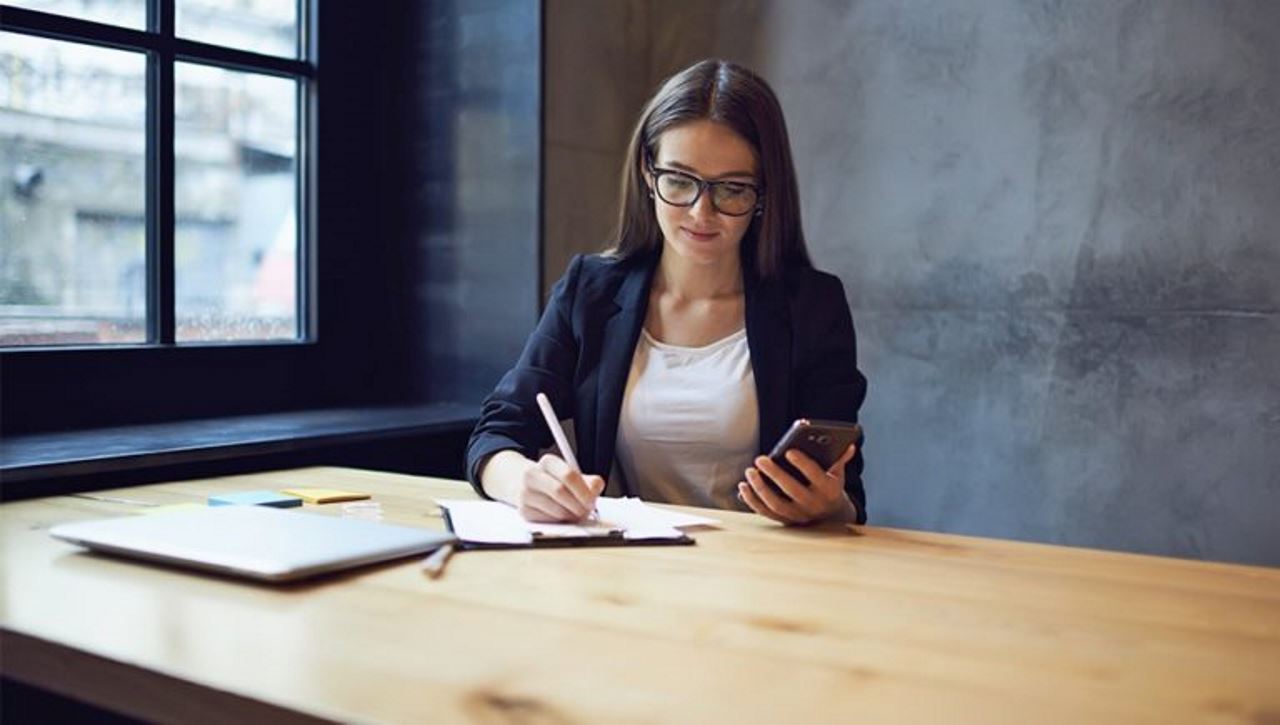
[595,497,720,540]
[437,497,720,546]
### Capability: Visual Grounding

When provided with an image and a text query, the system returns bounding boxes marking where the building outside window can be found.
[0,0,310,347]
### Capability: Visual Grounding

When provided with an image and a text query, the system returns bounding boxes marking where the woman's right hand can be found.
[480,450,604,522]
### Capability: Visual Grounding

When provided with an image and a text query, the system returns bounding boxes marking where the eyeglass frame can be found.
[645,161,764,217]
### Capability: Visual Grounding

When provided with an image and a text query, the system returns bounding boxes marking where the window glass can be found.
[0,33,147,346]
[174,62,297,342]
[176,0,297,58]
[2,0,145,30]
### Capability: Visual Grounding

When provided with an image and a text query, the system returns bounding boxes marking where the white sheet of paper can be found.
[437,497,719,545]
[594,497,722,530]
[436,500,532,545]
[623,526,684,540]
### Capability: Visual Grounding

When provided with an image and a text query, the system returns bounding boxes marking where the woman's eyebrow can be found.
[663,160,757,180]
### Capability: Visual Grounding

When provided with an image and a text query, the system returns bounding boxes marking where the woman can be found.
[466,59,867,525]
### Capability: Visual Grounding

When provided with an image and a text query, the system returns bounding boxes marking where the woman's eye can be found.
[719,184,749,198]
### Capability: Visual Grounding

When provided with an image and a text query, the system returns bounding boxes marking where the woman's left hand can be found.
[739,444,859,525]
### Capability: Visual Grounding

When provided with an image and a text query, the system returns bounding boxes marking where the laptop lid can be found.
[50,505,454,582]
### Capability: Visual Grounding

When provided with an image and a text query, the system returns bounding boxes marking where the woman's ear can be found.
[640,151,656,198]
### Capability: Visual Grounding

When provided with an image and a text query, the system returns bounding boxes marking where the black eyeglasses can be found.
[648,165,762,217]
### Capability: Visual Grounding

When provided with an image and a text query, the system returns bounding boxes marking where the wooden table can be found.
[2,467,1278,723]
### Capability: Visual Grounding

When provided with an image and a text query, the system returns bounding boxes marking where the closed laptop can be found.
[50,504,453,582]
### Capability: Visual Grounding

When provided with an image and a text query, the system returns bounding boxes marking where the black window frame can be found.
[1,0,316,348]
[0,0,327,435]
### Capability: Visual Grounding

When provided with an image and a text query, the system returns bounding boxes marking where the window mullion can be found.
[148,0,176,344]
[303,0,317,341]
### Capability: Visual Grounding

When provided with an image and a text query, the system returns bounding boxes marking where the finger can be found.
[538,455,597,513]
[738,481,787,523]
[574,475,606,521]
[781,449,842,500]
[746,467,804,520]
[533,456,592,517]
[753,456,817,508]
[780,449,828,486]
[527,474,590,520]
[828,443,857,474]
[589,475,606,494]
[520,490,578,522]
[584,475,605,502]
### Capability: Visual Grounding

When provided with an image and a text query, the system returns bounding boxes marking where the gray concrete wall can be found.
[542,0,643,295]
[542,0,768,283]
[543,0,1280,565]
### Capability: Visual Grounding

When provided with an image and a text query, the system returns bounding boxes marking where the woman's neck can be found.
[655,249,743,301]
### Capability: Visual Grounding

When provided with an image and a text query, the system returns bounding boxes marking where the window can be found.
[0,0,313,347]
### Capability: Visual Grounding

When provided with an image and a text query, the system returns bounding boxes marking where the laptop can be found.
[50,505,454,582]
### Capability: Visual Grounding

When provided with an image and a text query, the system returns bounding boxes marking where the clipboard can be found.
[437,499,702,550]
[441,508,694,549]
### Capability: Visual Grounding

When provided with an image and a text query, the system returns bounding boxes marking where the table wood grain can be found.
[2,467,1277,723]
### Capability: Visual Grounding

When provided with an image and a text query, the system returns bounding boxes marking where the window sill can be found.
[0,403,479,494]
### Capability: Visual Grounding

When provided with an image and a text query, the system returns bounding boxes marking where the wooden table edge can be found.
[1,628,335,724]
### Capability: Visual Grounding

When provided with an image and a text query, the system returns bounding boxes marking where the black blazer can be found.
[465,252,869,523]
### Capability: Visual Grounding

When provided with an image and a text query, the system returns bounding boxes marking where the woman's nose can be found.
[690,189,717,218]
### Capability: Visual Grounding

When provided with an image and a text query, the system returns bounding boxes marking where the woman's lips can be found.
[682,227,719,241]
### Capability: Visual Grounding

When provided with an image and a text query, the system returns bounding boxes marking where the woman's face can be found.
[646,119,759,270]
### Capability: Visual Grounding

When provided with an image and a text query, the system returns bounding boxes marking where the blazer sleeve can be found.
[792,273,869,523]
[464,255,585,496]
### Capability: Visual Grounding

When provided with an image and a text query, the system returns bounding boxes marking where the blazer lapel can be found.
[745,271,792,455]
[592,256,656,494]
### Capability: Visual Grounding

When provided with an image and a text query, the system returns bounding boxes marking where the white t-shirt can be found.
[614,327,758,510]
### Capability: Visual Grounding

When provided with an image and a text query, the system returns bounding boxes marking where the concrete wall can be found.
[542,0,643,291]
[543,0,1280,565]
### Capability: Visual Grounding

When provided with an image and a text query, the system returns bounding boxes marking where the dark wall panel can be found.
[395,0,542,404]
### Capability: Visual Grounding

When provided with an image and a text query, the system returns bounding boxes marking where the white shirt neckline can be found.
[640,326,747,354]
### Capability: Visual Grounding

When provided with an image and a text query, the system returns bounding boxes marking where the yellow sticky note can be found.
[137,503,206,516]
[280,488,371,504]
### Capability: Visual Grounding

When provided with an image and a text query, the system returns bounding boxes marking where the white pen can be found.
[535,392,596,518]
[535,393,580,470]
[420,543,454,579]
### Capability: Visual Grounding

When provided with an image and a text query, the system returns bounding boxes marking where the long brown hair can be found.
[610,59,811,279]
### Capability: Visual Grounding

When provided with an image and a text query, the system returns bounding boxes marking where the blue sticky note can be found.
[208,490,303,508]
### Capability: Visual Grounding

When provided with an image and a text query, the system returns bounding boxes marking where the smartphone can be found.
[765,419,862,492]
